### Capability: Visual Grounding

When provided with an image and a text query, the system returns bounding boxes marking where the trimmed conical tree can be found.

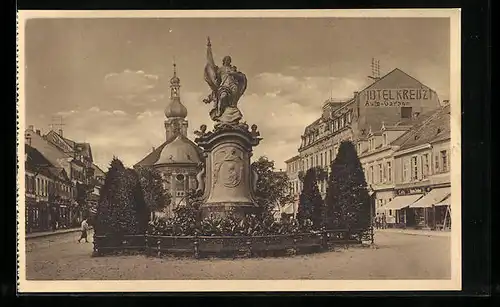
[325,141,371,230]
[136,166,171,220]
[95,157,145,235]
[297,167,324,228]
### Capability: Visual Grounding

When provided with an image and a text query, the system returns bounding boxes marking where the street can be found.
[25,230,451,280]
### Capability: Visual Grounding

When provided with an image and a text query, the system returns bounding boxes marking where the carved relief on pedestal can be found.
[213,147,244,189]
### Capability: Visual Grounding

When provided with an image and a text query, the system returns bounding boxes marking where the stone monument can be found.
[194,37,262,219]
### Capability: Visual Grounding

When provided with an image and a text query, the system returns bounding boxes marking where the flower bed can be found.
[92,228,373,258]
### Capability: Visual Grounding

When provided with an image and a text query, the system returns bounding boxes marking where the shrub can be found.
[95,157,147,235]
[325,141,371,229]
[297,168,324,228]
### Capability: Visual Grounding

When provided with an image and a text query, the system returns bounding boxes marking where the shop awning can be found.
[434,194,451,207]
[283,203,294,214]
[409,187,451,208]
[381,194,423,210]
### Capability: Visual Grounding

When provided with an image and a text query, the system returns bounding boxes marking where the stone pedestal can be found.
[195,123,262,220]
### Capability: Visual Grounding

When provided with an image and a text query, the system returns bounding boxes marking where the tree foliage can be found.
[135,166,171,218]
[297,167,324,228]
[251,156,294,218]
[325,141,371,229]
[95,157,148,235]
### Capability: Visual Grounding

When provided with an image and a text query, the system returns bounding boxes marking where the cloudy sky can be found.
[24,17,450,170]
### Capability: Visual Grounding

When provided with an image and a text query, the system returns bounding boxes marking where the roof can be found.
[284,155,300,163]
[25,144,54,170]
[92,163,106,177]
[135,134,202,167]
[74,142,93,162]
[304,67,439,136]
[44,130,94,162]
[47,167,71,182]
[395,104,450,150]
[25,144,71,182]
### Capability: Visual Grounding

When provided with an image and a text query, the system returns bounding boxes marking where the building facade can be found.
[284,68,445,227]
[387,103,451,229]
[25,144,74,233]
[25,124,105,232]
[135,64,203,218]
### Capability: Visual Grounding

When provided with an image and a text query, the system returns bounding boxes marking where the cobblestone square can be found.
[26,230,450,280]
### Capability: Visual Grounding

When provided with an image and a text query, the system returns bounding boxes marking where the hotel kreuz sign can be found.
[363,88,432,107]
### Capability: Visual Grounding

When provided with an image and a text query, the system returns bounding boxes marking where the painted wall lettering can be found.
[363,88,432,107]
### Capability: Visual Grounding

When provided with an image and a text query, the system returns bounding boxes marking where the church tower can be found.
[164,62,188,140]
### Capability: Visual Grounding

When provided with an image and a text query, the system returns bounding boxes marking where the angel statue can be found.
[203,36,248,127]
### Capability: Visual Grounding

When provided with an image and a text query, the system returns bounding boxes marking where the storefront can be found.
[408,187,450,229]
[378,193,423,227]
[26,200,51,233]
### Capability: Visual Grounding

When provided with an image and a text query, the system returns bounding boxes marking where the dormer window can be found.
[383,134,387,146]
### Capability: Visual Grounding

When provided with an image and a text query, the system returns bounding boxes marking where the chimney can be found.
[26,136,32,146]
[28,125,34,131]
[58,129,63,137]
[36,129,41,135]
[354,91,359,97]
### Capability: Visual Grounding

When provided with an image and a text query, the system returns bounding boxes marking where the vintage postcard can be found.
[17,9,461,292]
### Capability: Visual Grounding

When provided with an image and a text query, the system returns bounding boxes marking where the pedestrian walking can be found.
[78,218,89,243]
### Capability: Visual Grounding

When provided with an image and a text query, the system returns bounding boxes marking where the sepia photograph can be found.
[17,9,461,292]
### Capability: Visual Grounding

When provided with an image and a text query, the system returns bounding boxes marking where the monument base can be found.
[194,122,262,222]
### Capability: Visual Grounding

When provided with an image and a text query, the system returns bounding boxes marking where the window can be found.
[370,166,374,184]
[411,156,418,181]
[329,149,333,162]
[401,107,413,119]
[357,143,361,153]
[422,154,430,178]
[387,162,392,182]
[441,150,448,172]
[334,120,338,131]
[347,112,352,123]
[320,153,323,166]
[378,164,383,184]
[382,163,387,182]
[435,154,440,172]
[176,191,185,197]
[315,155,318,167]
[403,161,408,182]
[340,116,345,128]
[383,134,387,146]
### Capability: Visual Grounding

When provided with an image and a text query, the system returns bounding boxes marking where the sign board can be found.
[362,88,432,107]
